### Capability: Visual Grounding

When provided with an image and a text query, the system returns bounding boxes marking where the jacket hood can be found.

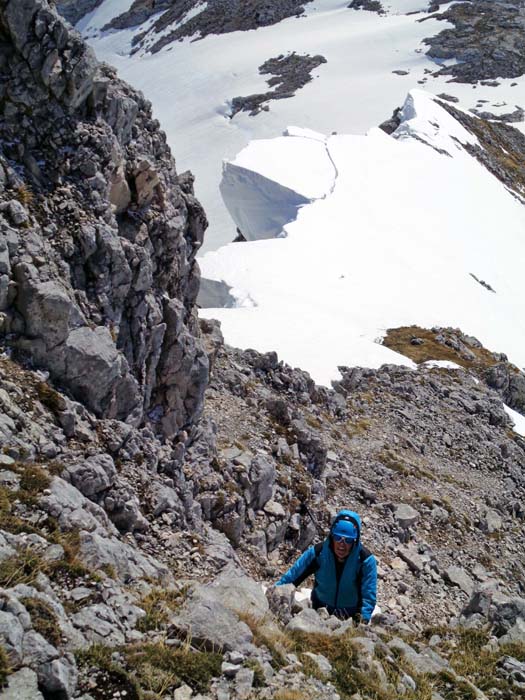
[331,509,362,538]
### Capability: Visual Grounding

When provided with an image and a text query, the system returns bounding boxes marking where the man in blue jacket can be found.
[276,509,377,623]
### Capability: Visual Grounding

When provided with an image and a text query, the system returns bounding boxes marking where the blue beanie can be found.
[332,518,358,540]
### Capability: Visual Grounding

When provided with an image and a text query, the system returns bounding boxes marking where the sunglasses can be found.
[333,534,356,544]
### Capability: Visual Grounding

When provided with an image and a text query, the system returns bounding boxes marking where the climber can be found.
[276,509,377,623]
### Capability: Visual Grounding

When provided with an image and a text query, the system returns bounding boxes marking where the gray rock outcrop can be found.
[103,0,314,54]
[424,0,525,83]
[55,0,105,26]
[0,0,208,444]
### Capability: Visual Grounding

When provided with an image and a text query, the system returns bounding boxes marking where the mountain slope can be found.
[64,0,524,253]
[199,91,525,385]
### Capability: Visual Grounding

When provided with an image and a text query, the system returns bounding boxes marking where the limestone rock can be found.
[169,594,253,653]
[444,566,475,595]
[0,667,44,700]
[286,608,331,636]
[394,504,419,529]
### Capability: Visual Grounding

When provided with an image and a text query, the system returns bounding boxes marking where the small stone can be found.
[173,684,193,700]
[221,662,240,678]
[396,546,424,573]
[263,500,285,517]
[235,667,254,700]
[227,650,245,665]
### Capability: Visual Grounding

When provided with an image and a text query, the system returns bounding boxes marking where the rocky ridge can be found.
[103,0,314,55]
[2,318,525,698]
[0,0,209,444]
[422,0,525,83]
[53,0,104,26]
[380,97,525,203]
[230,52,327,118]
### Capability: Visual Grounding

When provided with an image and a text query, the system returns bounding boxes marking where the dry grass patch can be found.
[424,627,525,697]
[76,641,222,699]
[383,326,498,371]
[238,613,292,669]
[20,597,62,647]
[344,418,372,439]
[0,644,11,689]
[136,587,187,632]
[274,691,309,700]
[291,630,434,700]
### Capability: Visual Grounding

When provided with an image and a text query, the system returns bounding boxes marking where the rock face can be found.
[105,0,314,54]
[424,0,525,82]
[0,0,208,442]
[230,52,327,118]
[54,0,105,26]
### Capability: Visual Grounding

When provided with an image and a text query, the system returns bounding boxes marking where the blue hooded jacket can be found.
[276,509,377,621]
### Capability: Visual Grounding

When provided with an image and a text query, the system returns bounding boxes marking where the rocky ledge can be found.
[422,0,525,83]
[230,52,327,118]
[103,0,314,55]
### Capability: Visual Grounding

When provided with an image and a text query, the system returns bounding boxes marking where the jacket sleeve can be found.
[276,546,317,586]
[360,554,377,622]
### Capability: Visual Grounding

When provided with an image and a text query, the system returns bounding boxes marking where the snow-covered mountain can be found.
[200,90,525,384]
[66,0,525,384]
[67,0,525,248]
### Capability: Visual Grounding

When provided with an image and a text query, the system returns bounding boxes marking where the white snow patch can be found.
[84,1,472,252]
[503,405,525,437]
[421,360,463,370]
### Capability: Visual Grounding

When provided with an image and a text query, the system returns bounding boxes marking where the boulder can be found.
[79,531,172,584]
[444,566,474,595]
[0,667,44,700]
[248,455,275,510]
[286,608,331,636]
[65,454,116,497]
[169,593,253,653]
[394,504,419,529]
[205,564,269,621]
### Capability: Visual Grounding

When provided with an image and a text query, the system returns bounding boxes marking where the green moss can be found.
[20,597,62,647]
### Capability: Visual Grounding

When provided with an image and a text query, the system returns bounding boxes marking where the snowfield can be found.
[82,0,525,252]
[199,91,525,384]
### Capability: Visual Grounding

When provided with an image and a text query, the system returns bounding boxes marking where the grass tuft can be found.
[136,587,187,632]
[21,597,62,647]
[0,645,11,689]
